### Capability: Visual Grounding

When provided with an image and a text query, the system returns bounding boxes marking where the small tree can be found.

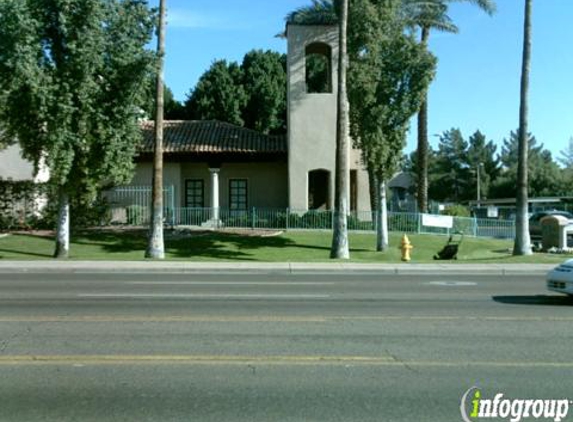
[241,50,287,135]
[0,0,155,258]
[348,0,435,251]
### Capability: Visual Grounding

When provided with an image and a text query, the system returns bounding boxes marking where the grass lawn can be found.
[0,229,567,263]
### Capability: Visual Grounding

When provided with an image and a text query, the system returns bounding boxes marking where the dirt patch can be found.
[166,228,284,239]
[9,230,54,238]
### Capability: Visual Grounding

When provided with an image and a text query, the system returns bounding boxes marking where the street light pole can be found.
[477,162,483,208]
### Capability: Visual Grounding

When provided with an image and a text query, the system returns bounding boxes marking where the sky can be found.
[149,0,573,161]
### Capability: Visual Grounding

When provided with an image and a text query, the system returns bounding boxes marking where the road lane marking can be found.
[0,315,572,323]
[76,294,331,299]
[125,282,335,286]
[0,355,571,368]
[427,281,477,287]
[0,355,395,366]
[0,316,330,323]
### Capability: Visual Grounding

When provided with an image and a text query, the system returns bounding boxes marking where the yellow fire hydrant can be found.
[400,234,413,262]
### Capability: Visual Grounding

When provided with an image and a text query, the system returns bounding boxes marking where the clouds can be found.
[166,9,221,29]
[166,8,249,30]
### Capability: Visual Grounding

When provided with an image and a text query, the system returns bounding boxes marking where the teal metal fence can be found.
[102,185,515,239]
[162,207,514,239]
[105,185,175,225]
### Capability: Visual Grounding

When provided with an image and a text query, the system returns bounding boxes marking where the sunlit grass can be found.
[0,229,566,263]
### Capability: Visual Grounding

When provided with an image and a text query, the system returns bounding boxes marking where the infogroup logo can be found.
[460,387,571,422]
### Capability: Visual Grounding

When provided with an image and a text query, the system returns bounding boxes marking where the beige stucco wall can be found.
[287,24,371,213]
[130,161,181,207]
[131,161,288,209]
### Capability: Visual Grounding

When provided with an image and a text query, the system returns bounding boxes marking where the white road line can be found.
[125,282,334,286]
[77,293,331,299]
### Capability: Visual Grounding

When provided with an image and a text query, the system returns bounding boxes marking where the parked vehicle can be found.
[547,259,573,296]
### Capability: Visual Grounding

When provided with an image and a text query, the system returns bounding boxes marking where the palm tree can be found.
[330,0,350,259]
[513,0,533,256]
[401,0,496,213]
[146,0,166,259]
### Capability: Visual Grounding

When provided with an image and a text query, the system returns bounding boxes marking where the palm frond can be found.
[452,0,496,15]
[285,0,338,25]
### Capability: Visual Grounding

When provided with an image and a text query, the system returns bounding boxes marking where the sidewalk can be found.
[0,260,556,275]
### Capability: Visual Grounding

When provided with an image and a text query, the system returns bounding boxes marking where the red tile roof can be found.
[140,120,286,155]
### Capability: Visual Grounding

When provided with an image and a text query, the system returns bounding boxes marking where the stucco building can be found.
[131,23,370,214]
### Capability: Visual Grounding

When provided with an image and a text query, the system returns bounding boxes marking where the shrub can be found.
[442,205,471,217]
[126,205,147,226]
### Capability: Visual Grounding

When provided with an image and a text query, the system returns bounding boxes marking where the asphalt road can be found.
[0,270,571,422]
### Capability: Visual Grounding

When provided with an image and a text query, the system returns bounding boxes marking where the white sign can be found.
[422,213,453,229]
[487,206,499,218]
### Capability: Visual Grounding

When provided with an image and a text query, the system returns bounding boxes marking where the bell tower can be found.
[286,24,339,211]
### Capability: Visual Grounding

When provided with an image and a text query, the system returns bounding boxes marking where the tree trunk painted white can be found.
[376,179,389,252]
[330,0,350,260]
[54,189,70,259]
[145,0,166,260]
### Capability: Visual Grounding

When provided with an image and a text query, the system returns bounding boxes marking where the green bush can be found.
[126,205,147,226]
[0,180,48,230]
[442,205,471,217]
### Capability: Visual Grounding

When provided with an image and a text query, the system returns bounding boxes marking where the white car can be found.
[547,259,573,295]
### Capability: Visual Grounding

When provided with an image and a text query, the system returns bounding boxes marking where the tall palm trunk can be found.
[416,26,430,214]
[146,0,166,259]
[330,0,350,259]
[513,0,532,256]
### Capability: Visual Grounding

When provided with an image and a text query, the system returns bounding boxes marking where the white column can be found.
[209,168,220,221]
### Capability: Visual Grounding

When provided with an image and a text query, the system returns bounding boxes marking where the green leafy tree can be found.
[347,0,435,250]
[433,128,470,202]
[0,0,155,258]
[558,137,573,169]
[241,50,287,134]
[401,0,496,213]
[143,83,186,120]
[466,130,500,202]
[491,131,563,198]
[185,60,247,126]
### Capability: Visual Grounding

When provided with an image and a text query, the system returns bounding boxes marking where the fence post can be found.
[417,213,422,234]
[252,207,256,230]
[473,217,478,237]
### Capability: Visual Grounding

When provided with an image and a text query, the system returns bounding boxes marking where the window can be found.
[185,179,204,208]
[229,179,248,211]
[305,43,332,94]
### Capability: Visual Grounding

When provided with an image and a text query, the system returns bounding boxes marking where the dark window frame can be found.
[229,179,248,211]
[185,179,205,208]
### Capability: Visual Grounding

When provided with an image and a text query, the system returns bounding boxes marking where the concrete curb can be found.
[0,261,556,275]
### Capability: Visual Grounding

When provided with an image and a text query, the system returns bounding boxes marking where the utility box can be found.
[541,215,573,250]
